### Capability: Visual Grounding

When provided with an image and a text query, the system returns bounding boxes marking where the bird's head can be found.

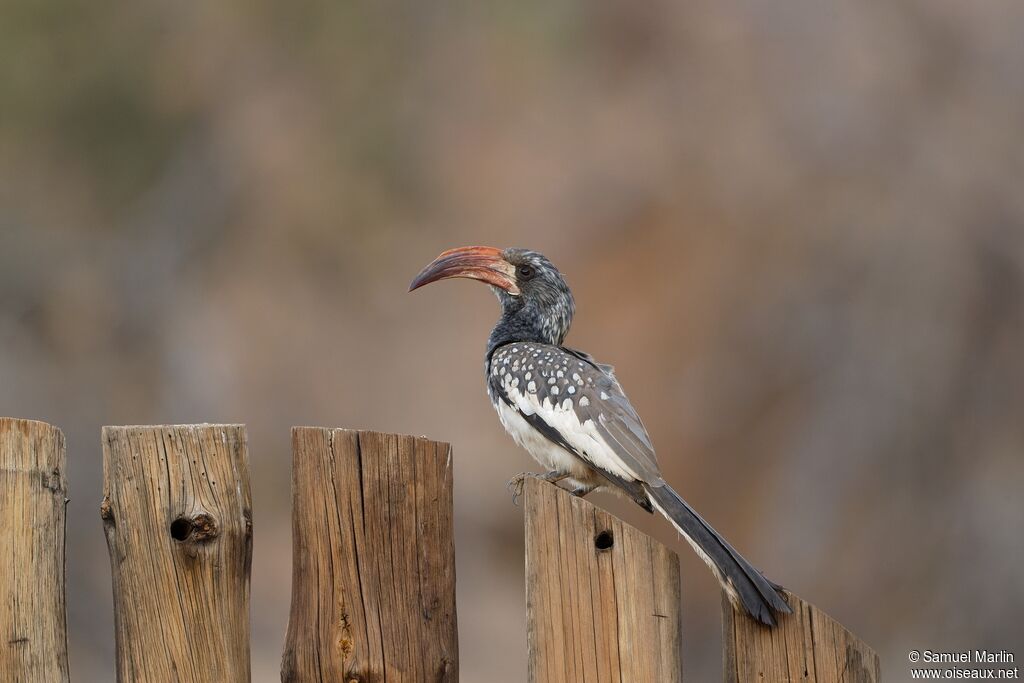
[410,246,575,350]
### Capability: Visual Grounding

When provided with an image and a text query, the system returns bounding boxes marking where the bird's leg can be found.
[507,470,568,505]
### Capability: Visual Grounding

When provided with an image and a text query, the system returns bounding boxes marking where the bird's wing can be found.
[489,343,665,486]
[562,346,617,377]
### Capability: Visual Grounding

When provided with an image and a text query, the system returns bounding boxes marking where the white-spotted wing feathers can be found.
[488,343,664,486]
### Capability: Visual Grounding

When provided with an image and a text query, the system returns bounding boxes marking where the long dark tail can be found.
[645,483,791,626]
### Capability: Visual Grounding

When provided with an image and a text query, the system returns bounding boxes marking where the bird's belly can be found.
[493,400,592,479]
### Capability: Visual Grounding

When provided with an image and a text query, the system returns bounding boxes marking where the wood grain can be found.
[282,428,458,683]
[524,477,683,683]
[101,424,253,683]
[0,418,70,683]
[723,590,880,682]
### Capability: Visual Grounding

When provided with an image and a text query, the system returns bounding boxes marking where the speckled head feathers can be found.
[489,248,575,354]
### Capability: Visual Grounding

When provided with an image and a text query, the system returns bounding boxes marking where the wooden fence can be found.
[0,417,880,682]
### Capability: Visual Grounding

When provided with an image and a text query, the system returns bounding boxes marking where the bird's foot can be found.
[507,471,565,505]
[507,472,534,505]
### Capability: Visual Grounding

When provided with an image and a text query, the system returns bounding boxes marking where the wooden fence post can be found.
[0,418,70,683]
[524,477,683,683]
[282,428,458,683]
[101,424,253,683]
[723,591,880,682]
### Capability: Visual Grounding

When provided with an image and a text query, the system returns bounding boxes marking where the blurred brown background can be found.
[2,1,1023,680]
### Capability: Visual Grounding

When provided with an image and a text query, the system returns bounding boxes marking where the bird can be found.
[409,245,791,627]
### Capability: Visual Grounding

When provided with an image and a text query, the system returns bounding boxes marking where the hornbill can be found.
[409,246,791,626]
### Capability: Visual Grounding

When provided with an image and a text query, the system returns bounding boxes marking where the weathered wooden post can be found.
[282,428,458,683]
[0,418,70,683]
[101,424,253,683]
[723,591,880,682]
[524,477,683,682]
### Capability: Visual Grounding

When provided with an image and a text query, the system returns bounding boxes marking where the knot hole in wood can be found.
[170,512,218,542]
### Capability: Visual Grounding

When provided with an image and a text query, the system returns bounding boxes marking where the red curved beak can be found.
[409,246,520,295]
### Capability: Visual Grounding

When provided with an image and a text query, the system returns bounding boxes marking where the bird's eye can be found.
[518,264,535,279]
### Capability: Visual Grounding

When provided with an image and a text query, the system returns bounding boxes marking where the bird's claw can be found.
[507,472,532,506]
[508,471,568,505]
